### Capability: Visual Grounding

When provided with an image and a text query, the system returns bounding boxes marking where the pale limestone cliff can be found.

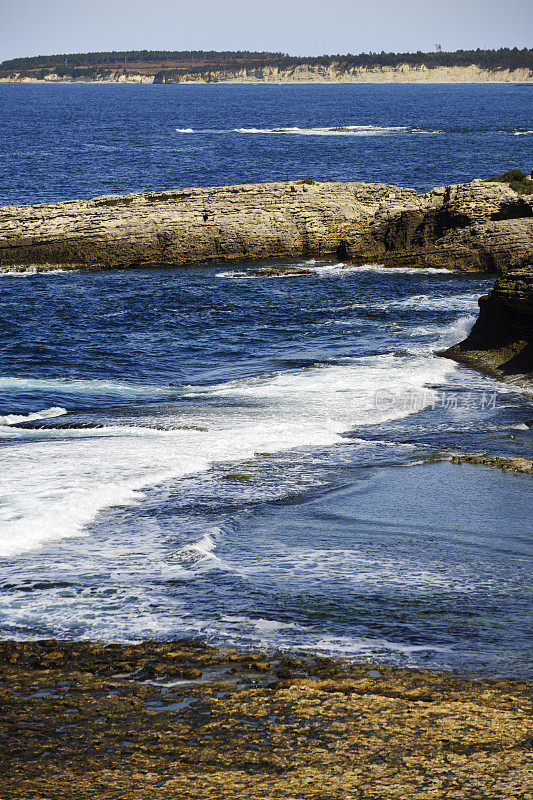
[1,64,531,84]
[155,64,533,84]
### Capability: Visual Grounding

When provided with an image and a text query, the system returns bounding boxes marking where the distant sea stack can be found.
[1,48,532,84]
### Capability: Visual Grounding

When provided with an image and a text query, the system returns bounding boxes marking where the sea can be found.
[0,83,531,678]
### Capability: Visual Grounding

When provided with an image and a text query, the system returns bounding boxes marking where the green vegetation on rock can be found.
[488,169,533,194]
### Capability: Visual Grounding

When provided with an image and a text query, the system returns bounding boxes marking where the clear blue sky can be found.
[0,0,531,62]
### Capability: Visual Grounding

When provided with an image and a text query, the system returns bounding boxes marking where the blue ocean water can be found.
[0,85,532,676]
[0,83,532,204]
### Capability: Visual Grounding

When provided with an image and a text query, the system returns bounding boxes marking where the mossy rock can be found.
[487,169,533,195]
[222,473,251,481]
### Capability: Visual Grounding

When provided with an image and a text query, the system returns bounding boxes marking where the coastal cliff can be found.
[1,178,532,271]
[2,48,531,84]
[3,64,531,84]
[153,64,533,85]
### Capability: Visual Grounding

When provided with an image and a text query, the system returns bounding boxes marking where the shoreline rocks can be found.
[441,267,533,385]
[337,179,533,271]
[0,181,395,270]
[0,639,531,799]
[450,454,533,472]
[1,176,532,387]
[1,178,532,272]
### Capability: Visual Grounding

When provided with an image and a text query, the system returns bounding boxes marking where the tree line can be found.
[2,48,532,74]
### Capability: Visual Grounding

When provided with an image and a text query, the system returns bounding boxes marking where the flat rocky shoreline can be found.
[1,640,531,800]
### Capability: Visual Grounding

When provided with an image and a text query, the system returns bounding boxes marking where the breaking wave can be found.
[0,407,67,426]
[0,344,458,557]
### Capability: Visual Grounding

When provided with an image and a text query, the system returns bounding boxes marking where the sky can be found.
[0,0,531,62]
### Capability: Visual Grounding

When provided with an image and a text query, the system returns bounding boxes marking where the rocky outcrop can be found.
[0,181,422,270]
[2,178,532,272]
[450,454,533,472]
[441,267,533,385]
[2,176,532,386]
[338,180,533,272]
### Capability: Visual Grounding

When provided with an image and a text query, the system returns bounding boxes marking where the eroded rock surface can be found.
[0,640,531,800]
[338,179,533,271]
[0,181,419,270]
[2,178,532,273]
[442,267,533,384]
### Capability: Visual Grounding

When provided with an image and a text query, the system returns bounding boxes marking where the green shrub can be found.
[488,169,533,194]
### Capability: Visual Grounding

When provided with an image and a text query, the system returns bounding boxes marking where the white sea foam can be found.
[0,406,67,426]
[173,529,223,566]
[216,262,456,279]
[0,346,458,557]
[175,124,443,137]
[436,313,477,347]
[347,264,454,275]
[513,130,533,136]
[0,267,72,277]
[389,292,481,312]
[0,376,175,397]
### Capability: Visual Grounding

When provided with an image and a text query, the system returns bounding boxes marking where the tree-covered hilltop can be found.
[0,50,286,70]
[1,48,532,80]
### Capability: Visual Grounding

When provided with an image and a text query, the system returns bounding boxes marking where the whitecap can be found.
[0,267,72,277]
[0,406,67,426]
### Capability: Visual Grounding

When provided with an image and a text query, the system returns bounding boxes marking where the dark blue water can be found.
[0,85,531,676]
[0,83,532,205]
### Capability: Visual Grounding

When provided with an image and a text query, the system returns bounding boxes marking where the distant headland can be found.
[1,48,532,84]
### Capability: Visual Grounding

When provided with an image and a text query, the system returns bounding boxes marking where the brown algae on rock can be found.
[0,640,531,799]
[450,453,533,473]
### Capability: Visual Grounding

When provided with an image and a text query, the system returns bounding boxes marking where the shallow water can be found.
[1,82,532,675]
[0,262,531,676]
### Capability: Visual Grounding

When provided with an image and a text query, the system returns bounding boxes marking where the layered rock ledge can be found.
[0,181,401,269]
[1,178,532,272]
[441,267,533,385]
[1,640,531,800]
